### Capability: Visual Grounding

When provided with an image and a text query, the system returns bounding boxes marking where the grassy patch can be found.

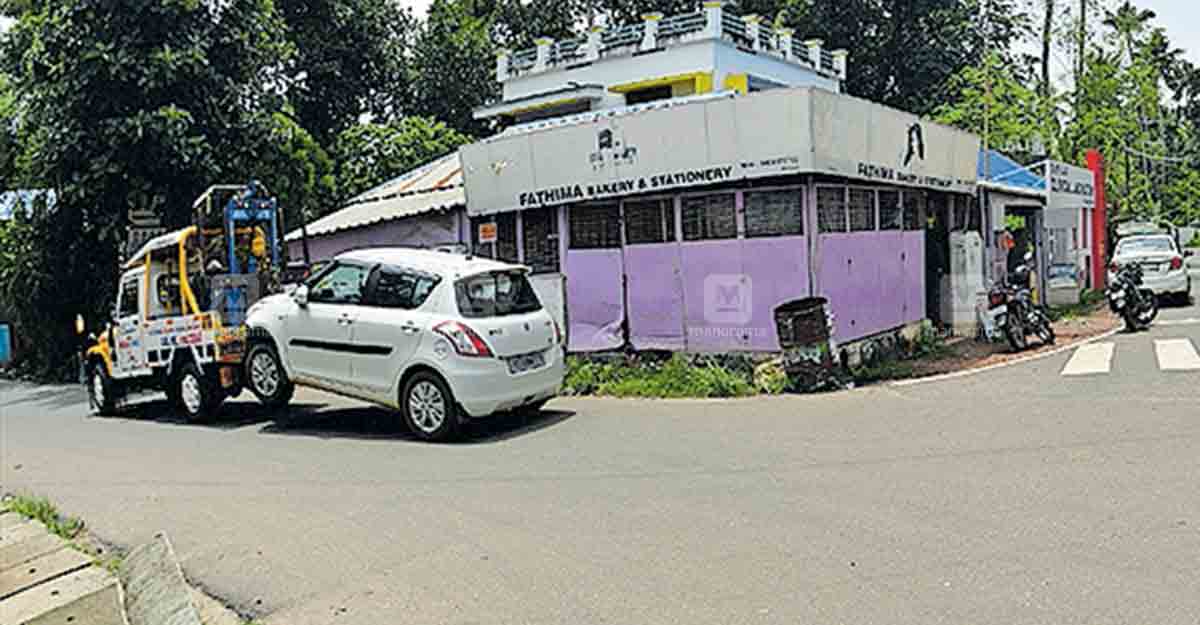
[564,354,756,399]
[2,493,84,540]
[1049,289,1105,322]
[847,325,946,385]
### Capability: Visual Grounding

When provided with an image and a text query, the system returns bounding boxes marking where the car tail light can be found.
[1170,256,1184,271]
[1108,261,1119,273]
[989,292,1006,308]
[433,321,493,358]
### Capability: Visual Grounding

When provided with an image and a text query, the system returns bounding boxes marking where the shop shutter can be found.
[570,202,622,249]
[848,188,876,231]
[625,199,672,244]
[495,212,519,262]
[817,186,848,233]
[522,207,560,273]
[745,189,803,238]
[682,194,737,241]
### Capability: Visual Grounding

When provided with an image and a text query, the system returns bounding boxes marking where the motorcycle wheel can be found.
[1006,316,1028,352]
[1035,316,1056,345]
[1137,293,1159,326]
[1123,308,1141,332]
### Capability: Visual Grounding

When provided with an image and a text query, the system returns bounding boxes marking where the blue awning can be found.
[977,149,1045,192]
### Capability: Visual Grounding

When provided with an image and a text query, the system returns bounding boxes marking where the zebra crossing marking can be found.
[1061,342,1115,377]
[1154,339,1200,372]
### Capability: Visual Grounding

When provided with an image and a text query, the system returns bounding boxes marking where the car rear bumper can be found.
[1107,270,1189,295]
[448,348,565,418]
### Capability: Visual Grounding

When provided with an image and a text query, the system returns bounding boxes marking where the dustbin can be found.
[774,298,841,392]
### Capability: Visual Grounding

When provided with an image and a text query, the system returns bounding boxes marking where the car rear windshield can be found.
[1117,238,1175,254]
[455,271,543,318]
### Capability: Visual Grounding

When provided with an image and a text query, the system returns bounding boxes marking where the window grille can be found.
[569,203,622,249]
[522,207,560,273]
[745,190,803,238]
[682,194,737,241]
[624,199,672,244]
[878,190,902,230]
[848,188,876,232]
[817,187,848,233]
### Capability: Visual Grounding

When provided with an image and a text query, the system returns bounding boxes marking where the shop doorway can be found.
[925,193,950,330]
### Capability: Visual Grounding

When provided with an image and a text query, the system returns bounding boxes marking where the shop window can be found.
[682,194,737,241]
[625,198,672,245]
[878,190,902,230]
[569,202,622,249]
[745,189,803,238]
[817,187,848,234]
[522,207,560,273]
[902,191,925,231]
[848,188,876,232]
[471,213,518,261]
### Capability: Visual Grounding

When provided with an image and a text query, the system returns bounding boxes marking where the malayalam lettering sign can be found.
[461,88,980,216]
[1045,160,1094,229]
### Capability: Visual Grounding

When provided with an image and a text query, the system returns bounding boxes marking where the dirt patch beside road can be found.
[903,304,1119,379]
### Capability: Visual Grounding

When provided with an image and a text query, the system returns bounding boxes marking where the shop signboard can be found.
[461,88,980,216]
[1044,160,1094,229]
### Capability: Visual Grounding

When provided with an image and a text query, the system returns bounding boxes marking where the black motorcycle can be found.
[987,256,1055,352]
[1107,263,1159,332]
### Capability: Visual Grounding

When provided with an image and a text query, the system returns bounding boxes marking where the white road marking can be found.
[1154,339,1200,371]
[1157,318,1200,327]
[1061,343,1116,377]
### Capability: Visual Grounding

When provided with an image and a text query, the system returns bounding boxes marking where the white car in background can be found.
[243,249,565,441]
[1108,235,1193,305]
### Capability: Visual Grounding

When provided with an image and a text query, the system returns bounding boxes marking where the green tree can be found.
[410,0,500,137]
[332,116,472,205]
[0,0,294,377]
[935,52,1059,163]
[276,0,416,144]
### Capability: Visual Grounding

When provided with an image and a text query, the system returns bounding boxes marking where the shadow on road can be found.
[85,391,575,443]
[261,405,576,445]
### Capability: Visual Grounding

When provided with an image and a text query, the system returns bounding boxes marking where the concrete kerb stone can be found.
[120,532,203,625]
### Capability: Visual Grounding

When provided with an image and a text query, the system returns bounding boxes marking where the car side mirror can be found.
[293,284,309,308]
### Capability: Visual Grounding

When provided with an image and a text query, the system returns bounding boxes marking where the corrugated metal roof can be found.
[287,152,465,241]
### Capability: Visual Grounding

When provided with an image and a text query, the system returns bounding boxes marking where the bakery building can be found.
[293,2,985,353]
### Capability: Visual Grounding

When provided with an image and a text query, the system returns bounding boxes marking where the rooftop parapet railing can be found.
[498,4,847,82]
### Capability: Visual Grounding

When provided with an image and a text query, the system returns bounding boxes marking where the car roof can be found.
[335,247,526,278]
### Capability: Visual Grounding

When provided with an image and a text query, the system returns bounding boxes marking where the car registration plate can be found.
[507,350,546,375]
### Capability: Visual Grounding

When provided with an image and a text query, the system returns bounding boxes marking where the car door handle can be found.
[401,323,420,335]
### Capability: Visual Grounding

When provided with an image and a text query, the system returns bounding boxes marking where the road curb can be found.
[121,533,203,625]
[890,328,1121,388]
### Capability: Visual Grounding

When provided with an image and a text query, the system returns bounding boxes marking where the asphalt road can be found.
[2,279,1199,625]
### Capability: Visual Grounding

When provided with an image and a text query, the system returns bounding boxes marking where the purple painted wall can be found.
[740,235,810,351]
[814,231,925,344]
[564,249,626,352]
[624,243,686,350]
[678,240,747,351]
[287,211,461,262]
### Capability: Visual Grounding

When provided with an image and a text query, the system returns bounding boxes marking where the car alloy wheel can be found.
[250,351,280,398]
[408,381,447,434]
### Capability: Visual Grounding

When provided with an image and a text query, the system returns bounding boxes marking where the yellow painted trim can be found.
[609,72,713,94]
[696,73,714,94]
[87,342,113,376]
[723,73,748,95]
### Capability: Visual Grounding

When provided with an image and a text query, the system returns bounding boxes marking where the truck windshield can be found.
[455,271,542,318]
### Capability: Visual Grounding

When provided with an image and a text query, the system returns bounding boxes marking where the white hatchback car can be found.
[243,248,565,441]
[1108,235,1193,305]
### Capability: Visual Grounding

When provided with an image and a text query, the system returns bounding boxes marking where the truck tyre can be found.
[175,362,221,422]
[88,362,118,415]
[401,371,461,442]
[246,342,294,410]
